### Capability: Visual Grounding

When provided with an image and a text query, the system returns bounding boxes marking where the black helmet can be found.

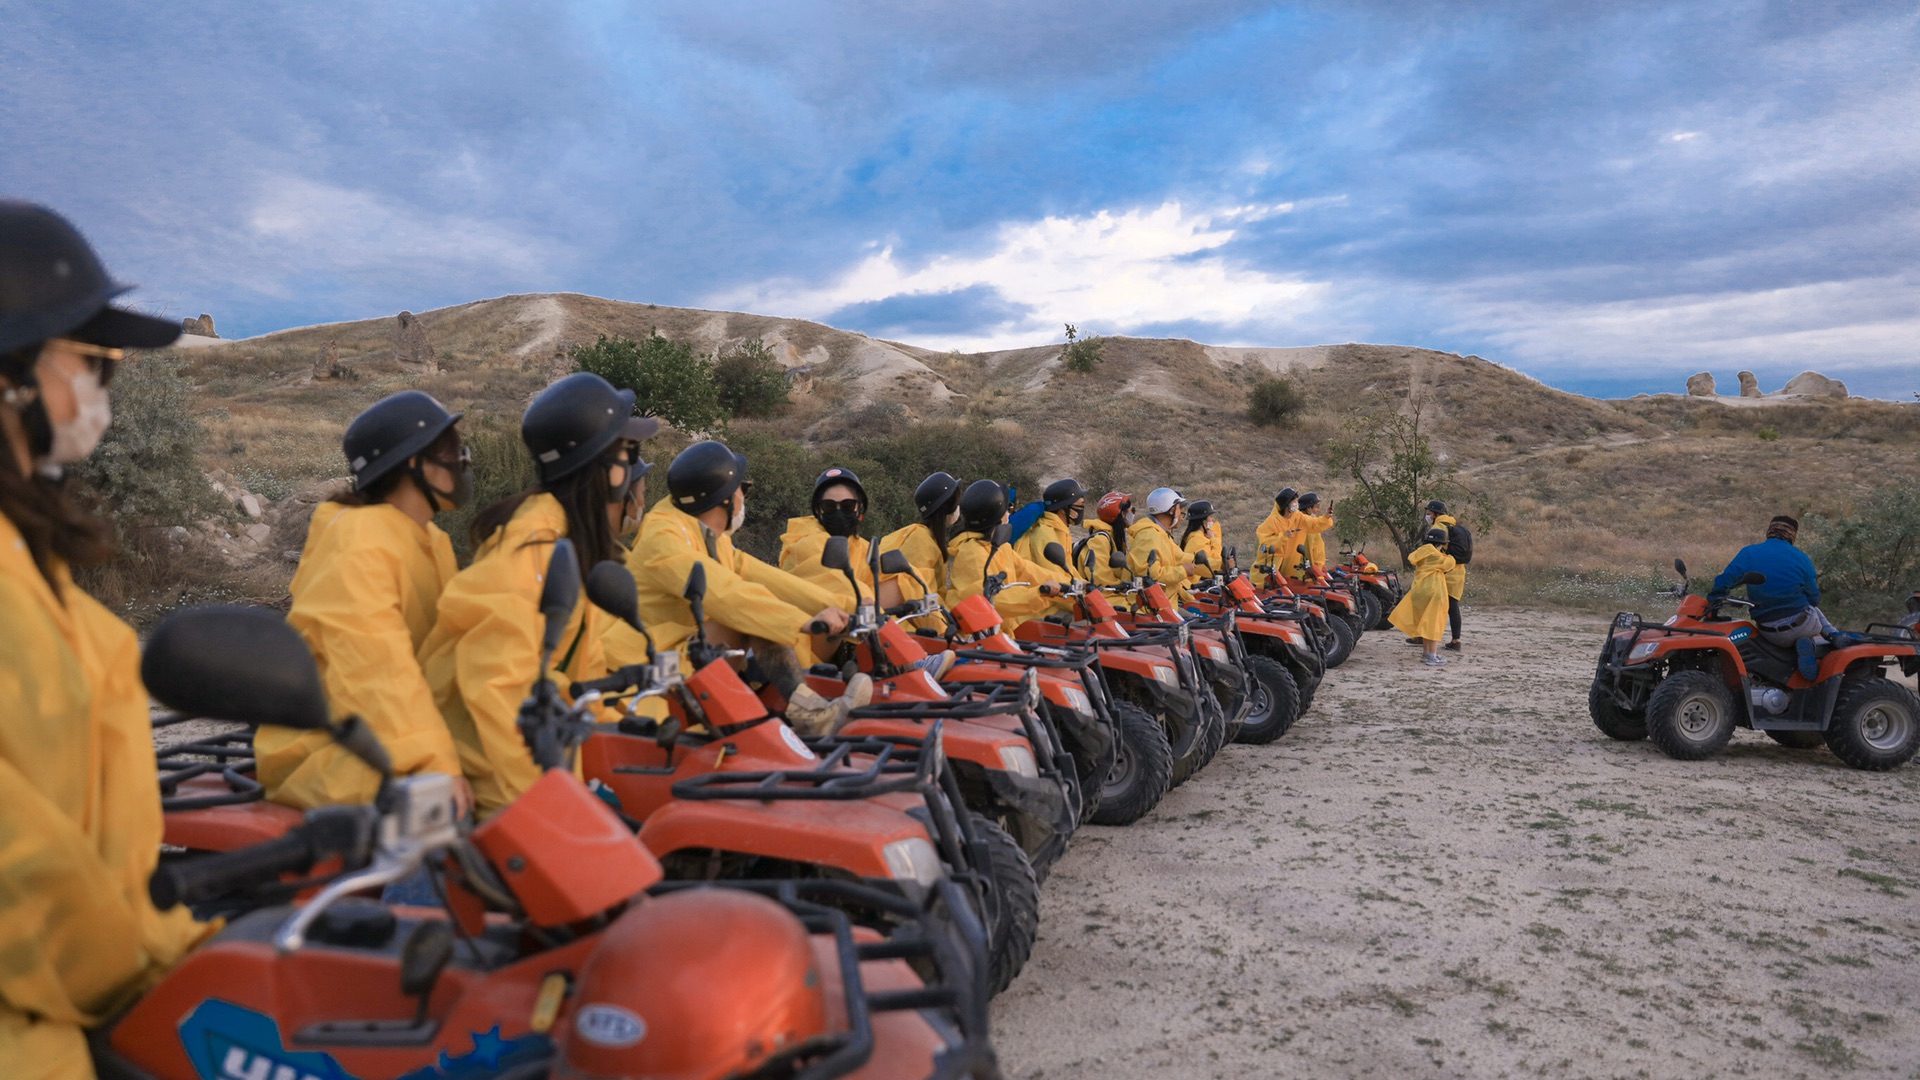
[958,479,1008,535]
[1425,526,1449,546]
[1042,477,1086,513]
[1187,499,1214,520]
[668,439,749,515]
[0,200,181,354]
[914,471,962,519]
[1275,487,1299,510]
[1298,492,1320,510]
[344,390,462,491]
[812,466,867,510]
[1425,499,1449,515]
[522,373,658,485]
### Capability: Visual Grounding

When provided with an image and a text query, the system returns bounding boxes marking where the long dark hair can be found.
[1,345,113,591]
[331,427,459,508]
[469,450,618,577]
[922,491,960,560]
[1180,511,1209,550]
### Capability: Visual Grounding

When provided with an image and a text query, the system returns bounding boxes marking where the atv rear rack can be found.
[154,714,266,811]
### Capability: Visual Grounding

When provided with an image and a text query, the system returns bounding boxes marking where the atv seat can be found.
[1739,632,1825,685]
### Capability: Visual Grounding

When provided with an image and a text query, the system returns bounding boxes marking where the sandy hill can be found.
[160,292,1920,612]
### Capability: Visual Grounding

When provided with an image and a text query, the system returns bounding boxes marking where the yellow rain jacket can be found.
[1388,543,1457,641]
[1077,519,1128,587]
[879,522,943,589]
[1433,514,1466,600]
[779,516,874,612]
[611,499,837,670]
[256,502,461,809]
[0,515,207,1076]
[1295,509,1335,578]
[1127,517,1192,600]
[1254,507,1299,583]
[1017,512,1080,581]
[419,494,608,820]
[1182,520,1223,577]
[943,531,1061,630]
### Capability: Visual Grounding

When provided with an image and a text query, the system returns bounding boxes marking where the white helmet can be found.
[1144,487,1183,516]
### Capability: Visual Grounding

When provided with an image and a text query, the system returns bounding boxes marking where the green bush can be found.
[1756,425,1781,441]
[1247,376,1305,427]
[1804,485,1920,625]
[1060,323,1104,375]
[572,333,724,433]
[75,354,221,531]
[713,337,791,417]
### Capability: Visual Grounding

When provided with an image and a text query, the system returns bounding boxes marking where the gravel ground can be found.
[991,608,1920,1079]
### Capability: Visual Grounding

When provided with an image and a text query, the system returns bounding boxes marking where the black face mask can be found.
[818,507,862,538]
[412,460,473,513]
[1065,505,1084,526]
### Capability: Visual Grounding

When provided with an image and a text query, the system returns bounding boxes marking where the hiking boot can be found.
[1795,638,1820,682]
[1405,636,1423,646]
[1444,640,1462,652]
[786,673,875,736]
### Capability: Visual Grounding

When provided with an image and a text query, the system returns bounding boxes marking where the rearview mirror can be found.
[1740,571,1767,586]
[879,550,914,576]
[1146,549,1159,568]
[990,523,1011,547]
[1044,542,1067,569]
[1673,558,1687,577]
[820,536,851,572]
[143,606,330,730]
[539,540,581,660]
[684,561,708,633]
[1195,551,1211,568]
[1109,550,1128,570]
[587,561,644,633]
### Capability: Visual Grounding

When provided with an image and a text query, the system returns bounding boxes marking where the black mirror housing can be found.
[1109,550,1128,570]
[1044,542,1067,568]
[587,561,644,633]
[1673,558,1687,577]
[539,540,581,659]
[1740,571,1768,586]
[879,550,913,576]
[820,536,851,572]
[142,606,331,730]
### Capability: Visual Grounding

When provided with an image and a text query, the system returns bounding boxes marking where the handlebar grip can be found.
[805,620,832,635]
[571,664,643,699]
[150,828,317,911]
[884,602,919,618]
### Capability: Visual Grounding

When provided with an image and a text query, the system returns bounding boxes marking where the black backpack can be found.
[1447,522,1473,565]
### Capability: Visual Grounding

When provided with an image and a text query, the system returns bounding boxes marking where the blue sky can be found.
[3,1,1915,397]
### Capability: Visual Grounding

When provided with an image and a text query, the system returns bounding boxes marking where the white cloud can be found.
[710,200,1328,351]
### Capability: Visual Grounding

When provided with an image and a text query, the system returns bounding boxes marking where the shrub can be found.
[1247,376,1305,427]
[1804,485,1920,625]
[713,337,791,417]
[572,333,724,434]
[1324,403,1467,561]
[1756,425,1781,441]
[1060,323,1104,375]
[74,354,220,532]
[849,418,1039,536]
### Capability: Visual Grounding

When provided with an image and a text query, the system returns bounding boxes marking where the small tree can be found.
[1324,402,1462,562]
[1247,375,1305,427]
[712,336,791,417]
[571,332,724,433]
[1061,323,1104,374]
[1804,485,1920,624]
[75,354,220,532]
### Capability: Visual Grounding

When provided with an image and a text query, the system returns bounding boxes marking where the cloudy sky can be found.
[3,1,1915,397]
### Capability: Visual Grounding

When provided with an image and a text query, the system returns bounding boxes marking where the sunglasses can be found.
[50,338,123,386]
[816,498,862,514]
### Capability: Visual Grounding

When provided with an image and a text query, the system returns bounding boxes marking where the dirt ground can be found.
[992,608,1920,1079]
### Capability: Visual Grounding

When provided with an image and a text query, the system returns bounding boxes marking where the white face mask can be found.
[727,493,747,534]
[45,367,112,465]
[945,506,961,526]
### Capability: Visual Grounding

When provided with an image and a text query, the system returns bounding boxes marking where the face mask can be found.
[727,494,747,535]
[44,368,111,465]
[1065,506,1084,526]
[945,506,961,526]
[818,507,862,538]
[412,458,473,513]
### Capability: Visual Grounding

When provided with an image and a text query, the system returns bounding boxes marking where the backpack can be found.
[1447,522,1473,565]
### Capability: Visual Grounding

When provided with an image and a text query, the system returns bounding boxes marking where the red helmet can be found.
[558,888,829,1079]
[1096,491,1132,524]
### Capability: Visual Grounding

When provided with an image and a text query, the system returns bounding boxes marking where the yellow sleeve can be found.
[985,548,1054,623]
[1302,513,1335,537]
[438,555,551,807]
[735,550,841,617]
[632,532,809,647]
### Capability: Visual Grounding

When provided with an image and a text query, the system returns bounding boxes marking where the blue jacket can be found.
[1709,538,1820,623]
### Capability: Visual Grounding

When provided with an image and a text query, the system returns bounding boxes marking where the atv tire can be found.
[1588,679,1648,741]
[971,813,1041,996]
[1321,614,1357,669]
[1645,670,1736,761]
[1763,729,1825,750]
[1349,589,1381,635]
[1089,701,1172,825]
[1367,584,1398,631]
[1234,655,1301,745]
[1824,678,1920,771]
[1178,678,1228,783]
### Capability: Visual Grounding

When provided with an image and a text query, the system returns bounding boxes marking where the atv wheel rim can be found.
[1104,738,1136,798]
[1858,702,1914,752]
[1677,694,1723,740]
[1245,679,1272,724]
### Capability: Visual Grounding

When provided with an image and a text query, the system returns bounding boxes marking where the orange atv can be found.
[1332,545,1401,631]
[113,545,998,1080]
[1184,547,1321,744]
[1250,544,1358,668]
[1589,559,1920,769]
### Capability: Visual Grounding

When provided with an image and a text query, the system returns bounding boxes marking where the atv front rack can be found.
[154,714,266,811]
[669,724,943,803]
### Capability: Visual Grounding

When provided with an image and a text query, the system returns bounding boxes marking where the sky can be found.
[2,1,1915,398]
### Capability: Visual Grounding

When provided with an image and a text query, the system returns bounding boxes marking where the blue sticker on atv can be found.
[178,1000,355,1080]
[396,1025,554,1079]
[1729,627,1752,642]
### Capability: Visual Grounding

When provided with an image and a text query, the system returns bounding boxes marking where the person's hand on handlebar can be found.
[449,775,474,821]
[1038,581,1071,597]
[808,607,851,636]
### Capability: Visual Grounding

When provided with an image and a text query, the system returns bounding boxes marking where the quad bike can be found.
[1184,548,1320,745]
[1250,544,1357,669]
[1588,559,1920,770]
[1264,543,1368,650]
[111,543,999,1079]
[1334,545,1402,632]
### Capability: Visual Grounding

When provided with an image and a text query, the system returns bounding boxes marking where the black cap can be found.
[344,390,462,490]
[1187,499,1214,520]
[813,466,867,510]
[959,479,1008,535]
[522,372,656,485]
[667,440,749,515]
[1298,492,1320,510]
[1275,487,1298,509]
[1426,526,1449,546]
[1042,477,1086,513]
[914,471,962,519]
[1425,499,1449,515]
[0,200,181,354]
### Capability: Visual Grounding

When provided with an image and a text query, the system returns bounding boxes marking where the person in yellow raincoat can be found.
[419,373,656,819]
[1078,491,1134,587]
[780,466,878,610]
[942,480,1069,630]
[1425,499,1469,650]
[0,201,210,1077]
[1254,488,1301,586]
[1128,488,1200,604]
[878,471,962,632]
[1180,499,1224,578]
[1389,527,1457,666]
[1018,478,1086,581]
[254,391,475,817]
[1294,492,1336,580]
[618,440,864,735]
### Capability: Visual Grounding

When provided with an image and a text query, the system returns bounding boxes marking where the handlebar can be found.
[806,619,833,635]
[149,804,374,910]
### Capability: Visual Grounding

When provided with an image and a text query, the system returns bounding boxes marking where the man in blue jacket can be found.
[1709,515,1833,680]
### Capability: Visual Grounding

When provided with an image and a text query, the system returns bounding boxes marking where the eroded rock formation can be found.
[1737,371,1761,398]
[1686,372,1716,397]
[391,311,437,373]
[181,314,217,338]
[1780,371,1848,399]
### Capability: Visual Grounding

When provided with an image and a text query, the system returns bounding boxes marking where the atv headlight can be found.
[996,745,1039,778]
[1022,668,1042,710]
[1152,664,1179,687]
[1204,643,1229,662]
[881,838,944,888]
[1060,685,1094,717]
[1627,642,1659,661]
